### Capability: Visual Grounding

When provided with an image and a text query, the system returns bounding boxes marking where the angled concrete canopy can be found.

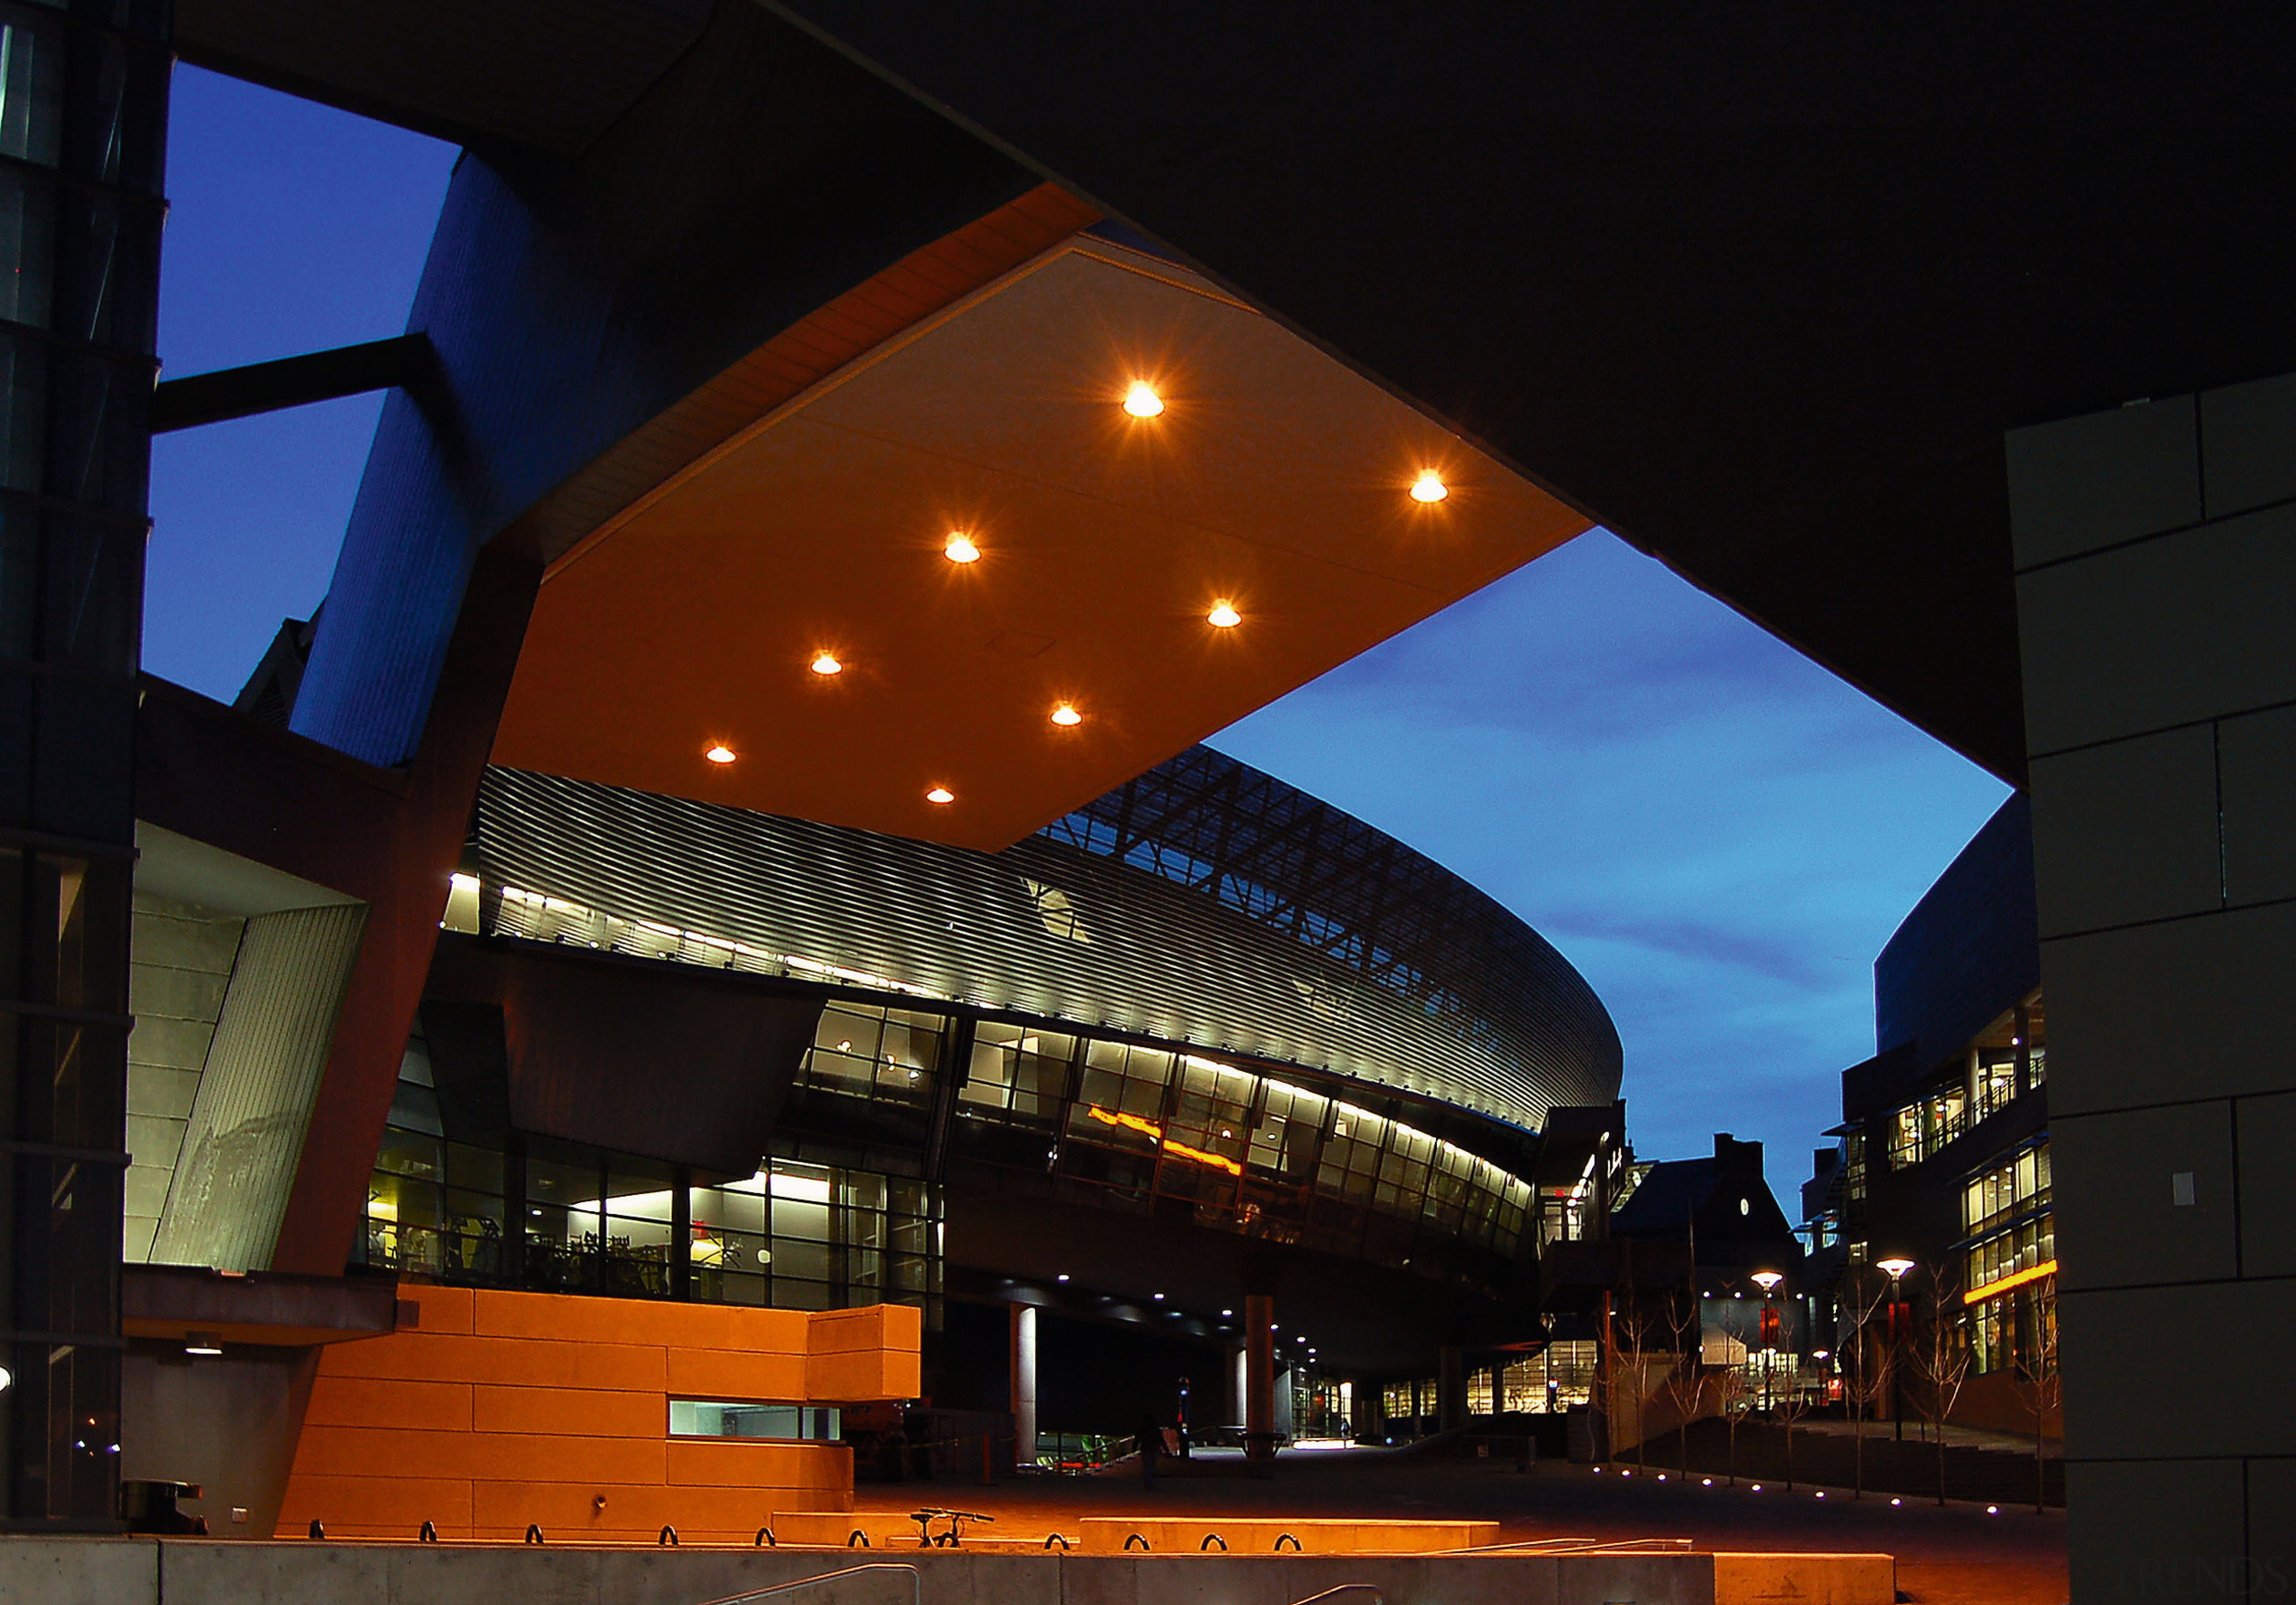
[496,238,1588,848]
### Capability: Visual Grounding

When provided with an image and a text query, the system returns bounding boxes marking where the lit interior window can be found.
[669,1400,839,1441]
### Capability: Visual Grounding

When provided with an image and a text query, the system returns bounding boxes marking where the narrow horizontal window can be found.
[668,1400,840,1442]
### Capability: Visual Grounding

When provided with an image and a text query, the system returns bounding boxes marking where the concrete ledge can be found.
[1073,1514,1501,1552]
[1715,1551,1896,1604]
[761,1512,1504,1554]
[0,1536,1899,1605]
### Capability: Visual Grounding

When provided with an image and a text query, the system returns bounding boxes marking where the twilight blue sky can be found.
[145,68,2011,1199]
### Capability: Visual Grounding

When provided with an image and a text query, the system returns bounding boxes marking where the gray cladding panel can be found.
[153,903,370,1271]
[126,895,246,1259]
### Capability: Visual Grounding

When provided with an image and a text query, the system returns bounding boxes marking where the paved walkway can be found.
[852,1446,2068,1604]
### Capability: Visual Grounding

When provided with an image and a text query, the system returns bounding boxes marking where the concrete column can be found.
[1244,1294,1275,1463]
[1227,1343,1247,1430]
[1438,1345,1467,1432]
[1009,1303,1038,1470]
[2007,380,2296,1601]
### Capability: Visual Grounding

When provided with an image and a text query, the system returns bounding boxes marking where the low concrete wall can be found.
[0,1537,1895,1605]
[763,1513,1501,1554]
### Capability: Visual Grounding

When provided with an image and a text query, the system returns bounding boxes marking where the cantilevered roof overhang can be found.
[491,231,1590,850]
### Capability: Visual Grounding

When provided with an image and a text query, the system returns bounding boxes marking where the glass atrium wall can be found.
[357,1030,940,1320]
[451,865,1544,1300]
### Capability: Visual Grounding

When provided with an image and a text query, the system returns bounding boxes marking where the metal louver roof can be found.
[474,751,1620,1131]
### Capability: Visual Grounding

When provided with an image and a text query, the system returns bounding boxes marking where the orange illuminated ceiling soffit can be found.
[492,213,1594,850]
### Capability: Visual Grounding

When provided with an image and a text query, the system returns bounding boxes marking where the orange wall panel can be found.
[722,1305,813,1353]
[470,1479,796,1539]
[289,1424,666,1486]
[277,1293,917,1540]
[320,1330,668,1392]
[471,1383,665,1439]
[278,1472,473,1535]
[473,1289,803,1351]
[664,1437,848,1489]
[303,1375,472,1432]
[665,1347,807,1400]
[804,1304,922,1400]
[398,1284,477,1335]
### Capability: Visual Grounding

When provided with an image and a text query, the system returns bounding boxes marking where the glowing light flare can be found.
[1161,1138,1243,1177]
[1962,1257,2057,1304]
[1410,470,1448,503]
[1207,602,1241,628]
[925,787,955,805]
[944,532,980,563]
[1051,703,1083,727]
[1122,380,1164,418]
[1088,1104,1164,1142]
[810,652,842,676]
[704,745,736,764]
[1085,1104,1242,1176]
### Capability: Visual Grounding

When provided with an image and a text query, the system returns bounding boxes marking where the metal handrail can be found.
[1454,1535,1695,1554]
[696,1564,923,1605]
[1289,1588,1386,1605]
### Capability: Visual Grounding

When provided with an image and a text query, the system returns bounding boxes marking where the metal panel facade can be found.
[473,752,1619,1134]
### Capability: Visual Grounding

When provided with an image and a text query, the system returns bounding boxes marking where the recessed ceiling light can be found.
[1152,1292,1165,1300]
[944,532,980,563]
[1050,703,1082,727]
[705,745,736,764]
[1410,470,1448,502]
[811,651,842,676]
[1207,602,1241,628]
[1123,380,1164,418]
[926,787,955,805]
[185,1332,222,1356]
[1057,1274,1070,1283]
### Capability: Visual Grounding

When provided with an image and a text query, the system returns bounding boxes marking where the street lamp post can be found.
[1752,1270,1784,1416]
[1878,1258,1917,1443]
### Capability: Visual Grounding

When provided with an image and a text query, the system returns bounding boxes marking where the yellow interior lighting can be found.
[1962,1258,2058,1304]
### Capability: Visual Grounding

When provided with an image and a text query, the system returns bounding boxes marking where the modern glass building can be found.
[320,746,1622,1441]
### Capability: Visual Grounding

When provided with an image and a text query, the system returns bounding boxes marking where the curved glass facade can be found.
[361,750,1619,1313]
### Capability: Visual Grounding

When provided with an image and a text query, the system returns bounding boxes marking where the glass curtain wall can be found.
[962,1032,1533,1290]
[357,1039,940,1320]
[364,974,1537,1311]
[0,0,169,1528]
[1959,1136,2054,1376]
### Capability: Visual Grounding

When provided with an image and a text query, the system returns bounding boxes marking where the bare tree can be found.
[1771,1350,1815,1491]
[1835,1267,1892,1501]
[1609,1285,1661,1473]
[1657,1283,1705,1479]
[1716,1356,1754,1486]
[1911,1262,1974,1505]
[2007,1285,2061,1515]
